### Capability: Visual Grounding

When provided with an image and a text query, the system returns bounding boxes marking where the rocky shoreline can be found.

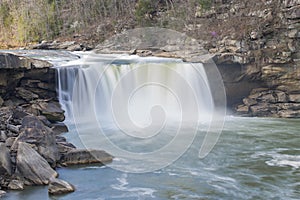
[0,53,113,196]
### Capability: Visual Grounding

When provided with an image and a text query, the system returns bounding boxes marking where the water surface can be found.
[4,117,300,200]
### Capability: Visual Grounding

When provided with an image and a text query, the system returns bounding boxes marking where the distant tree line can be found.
[0,0,212,46]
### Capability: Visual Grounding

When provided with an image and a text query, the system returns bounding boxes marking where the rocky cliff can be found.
[203,0,300,117]
[0,53,113,195]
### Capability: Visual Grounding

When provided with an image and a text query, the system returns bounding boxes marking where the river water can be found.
[3,117,300,200]
[2,50,300,200]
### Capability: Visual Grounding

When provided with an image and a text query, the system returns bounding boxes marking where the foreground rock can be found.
[8,179,24,190]
[48,178,75,195]
[0,190,6,197]
[0,143,12,176]
[16,142,58,185]
[60,149,114,166]
[12,116,60,167]
[0,52,113,194]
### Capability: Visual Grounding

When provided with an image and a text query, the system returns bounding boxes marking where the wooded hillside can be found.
[0,0,212,47]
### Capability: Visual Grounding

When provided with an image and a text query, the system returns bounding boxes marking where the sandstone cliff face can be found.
[201,0,300,117]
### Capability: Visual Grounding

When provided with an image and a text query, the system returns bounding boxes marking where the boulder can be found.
[0,143,12,175]
[12,116,60,166]
[15,87,39,102]
[48,178,75,195]
[0,190,6,197]
[5,137,16,148]
[0,131,7,142]
[60,149,113,166]
[16,142,58,185]
[51,123,69,135]
[37,101,65,122]
[8,179,24,190]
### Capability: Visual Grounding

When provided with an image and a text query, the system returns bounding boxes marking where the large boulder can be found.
[0,143,12,176]
[12,116,60,166]
[16,142,58,185]
[48,178,75,195]
[36,101,65,122]
[60,149,113,166]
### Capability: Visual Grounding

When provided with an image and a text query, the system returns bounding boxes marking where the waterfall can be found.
[56,52,218,172]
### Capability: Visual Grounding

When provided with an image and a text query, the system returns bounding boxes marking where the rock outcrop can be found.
[60,149,114,166]
[0,143,12,176]
[16,142,58,185]
[48,178,75,195]
[0,52,113,194]
[199,0,300,117]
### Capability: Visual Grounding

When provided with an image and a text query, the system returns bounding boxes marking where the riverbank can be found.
[0,52,113,196]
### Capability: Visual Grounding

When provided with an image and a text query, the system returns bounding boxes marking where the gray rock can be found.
[0,131,7,142]
[289,94,300,102]
[8,179,24,190]
[0,143,12,175]
[7,124,20,134]
[0,53,52,69]
[52,123,69,135]
[60,149,113,166]
[13,116,60,166]
[0,190,6,197]
[16,142,58,185]
[0,96,3,107]
[15,87,39,102]
[48,178,75,195]
[37,101,65,122]
[5,137,16,148]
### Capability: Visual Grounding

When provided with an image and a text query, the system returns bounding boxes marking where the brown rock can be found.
[243,98,257,106]
[278,110,300,118]
[48,178,75,195]
[289,94,300,102]
[60,149,113,166]
[236,105,249,113]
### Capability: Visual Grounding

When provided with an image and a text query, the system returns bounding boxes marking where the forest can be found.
[0,0,213,47]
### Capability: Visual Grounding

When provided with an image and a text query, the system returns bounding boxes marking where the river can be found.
[3,117,299,200]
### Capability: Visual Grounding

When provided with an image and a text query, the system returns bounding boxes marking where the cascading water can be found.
[56,52,216,172]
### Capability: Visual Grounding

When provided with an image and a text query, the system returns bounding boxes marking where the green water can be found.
[3,116,300,200]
